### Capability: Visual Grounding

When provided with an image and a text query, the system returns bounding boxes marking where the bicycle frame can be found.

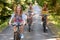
[27,16,32,32]
[13,23,21,40]
[43,15,47,32]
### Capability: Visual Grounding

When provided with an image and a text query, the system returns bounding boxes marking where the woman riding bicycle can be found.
[41,1,49,32]
[27,3,33,24]
[9,4,26,38]
[26,3,34,31]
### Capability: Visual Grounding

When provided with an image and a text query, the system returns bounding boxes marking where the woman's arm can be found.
[22,14,27,25]
[9,13,15,24]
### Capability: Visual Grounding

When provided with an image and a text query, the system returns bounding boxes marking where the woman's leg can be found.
[14,26,17,32]
[19,25,24,38]
[20,25,24,34]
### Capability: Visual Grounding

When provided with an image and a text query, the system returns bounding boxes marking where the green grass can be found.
[48,14,60,28]
[48,14,60,37]
[49,15,60,31]
[0,19,9,32]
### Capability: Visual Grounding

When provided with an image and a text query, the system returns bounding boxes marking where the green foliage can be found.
[36,0,44,6]
[36,0,60,15]
[0,19,8,32]
[0,0,35,25]
[0,0,60,25]
[0,0,12,25]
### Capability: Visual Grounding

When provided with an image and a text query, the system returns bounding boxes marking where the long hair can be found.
[43,3,48,11]
[15,5,23,15]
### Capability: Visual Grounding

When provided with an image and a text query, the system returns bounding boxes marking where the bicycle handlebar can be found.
[40,14,50,16]
[10,22,23,26]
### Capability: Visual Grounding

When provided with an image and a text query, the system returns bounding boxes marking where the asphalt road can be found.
[0,14,56,40]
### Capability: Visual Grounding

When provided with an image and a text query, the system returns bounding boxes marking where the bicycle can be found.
[27,16,32,32]
[11,23,22,40]
[41,14,49,33]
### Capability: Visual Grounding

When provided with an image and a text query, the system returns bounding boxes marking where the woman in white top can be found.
[9,4,27,38]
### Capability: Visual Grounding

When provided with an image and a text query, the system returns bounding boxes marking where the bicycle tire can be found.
[14,32,21,40]
[17,32,21,40]
[14,32,18,40]
[43,21,47,32]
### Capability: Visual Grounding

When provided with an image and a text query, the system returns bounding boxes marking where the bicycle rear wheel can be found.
[43,21,47,32]
[14,32,21,40]
[14,32,18,40]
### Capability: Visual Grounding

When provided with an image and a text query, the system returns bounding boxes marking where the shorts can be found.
[27,18,32,24]
[12,22,22,27]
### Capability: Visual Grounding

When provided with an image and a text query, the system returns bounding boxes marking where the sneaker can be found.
[46,27,48,29]
[21,34,24,38]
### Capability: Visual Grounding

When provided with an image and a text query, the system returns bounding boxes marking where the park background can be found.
[0,0,60,38]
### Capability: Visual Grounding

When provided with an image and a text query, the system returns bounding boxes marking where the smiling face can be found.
[16,5,22,16]
[17,6,21,13]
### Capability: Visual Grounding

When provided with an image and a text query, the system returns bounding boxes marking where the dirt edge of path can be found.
[47,19,60,40]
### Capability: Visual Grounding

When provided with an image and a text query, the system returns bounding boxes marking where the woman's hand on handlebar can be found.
[9,22,11,25]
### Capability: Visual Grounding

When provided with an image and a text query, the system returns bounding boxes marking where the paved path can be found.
[0,5,56,40]
[0,14,56,40]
